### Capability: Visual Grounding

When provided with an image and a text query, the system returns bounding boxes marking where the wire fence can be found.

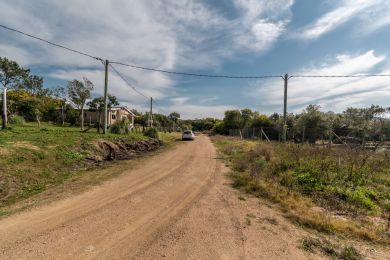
[229,127,390,148]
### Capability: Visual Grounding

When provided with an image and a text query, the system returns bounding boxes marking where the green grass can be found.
[212,136,390,244]
[0,123,176,210]
[300,237,362,259]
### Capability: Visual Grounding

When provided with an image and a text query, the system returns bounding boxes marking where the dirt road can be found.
[2,135,381,259]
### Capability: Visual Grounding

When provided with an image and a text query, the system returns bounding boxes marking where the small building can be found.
[84,106,136,127]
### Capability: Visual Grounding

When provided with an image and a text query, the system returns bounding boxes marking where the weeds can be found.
[300,237,361,259]
[238,195,246,201]
[212,136,390,243]
[0,123,174,209]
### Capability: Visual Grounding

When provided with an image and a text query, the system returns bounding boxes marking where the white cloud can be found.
[251,50,390,113]
[160,96,233,119]
[232,0,294,52]
[0,0,294,118]
[359,1,390,33]
[297,0,379,40]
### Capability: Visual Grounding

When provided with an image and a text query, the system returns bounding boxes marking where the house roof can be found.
[109,106,137,117]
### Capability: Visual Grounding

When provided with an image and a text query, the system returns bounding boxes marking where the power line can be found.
[108,63,169,114]
[0,24,102,61]
[292,74,390,78]
[3,24,390,80]
[109,61,282,79]
[151,99,168,114]
[109,64,149,99]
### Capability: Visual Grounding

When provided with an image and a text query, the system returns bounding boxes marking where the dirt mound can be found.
[87,139,160,163]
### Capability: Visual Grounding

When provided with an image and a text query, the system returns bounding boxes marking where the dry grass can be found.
[0,123,179,212]
[212,135,390,244]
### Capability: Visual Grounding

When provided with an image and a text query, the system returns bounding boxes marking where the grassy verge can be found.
[212,136,390,244]
[0,123,179,213]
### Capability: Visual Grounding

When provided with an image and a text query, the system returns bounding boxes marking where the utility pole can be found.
[103,59,109,134]
[283,74,288,142]
[2,88,7,129]
[149,97,153,127]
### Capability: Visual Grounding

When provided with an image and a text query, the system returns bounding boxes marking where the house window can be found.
[112,114,116,120]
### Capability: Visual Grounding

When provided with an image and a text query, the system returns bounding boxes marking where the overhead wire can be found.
[109,64,149,99]
[109,61,282,79]
[0,24,102,61]
[292,74,390,78]
[4,24,390,80]
[108,64,168,114]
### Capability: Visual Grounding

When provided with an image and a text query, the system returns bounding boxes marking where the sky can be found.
[1,0,390,119]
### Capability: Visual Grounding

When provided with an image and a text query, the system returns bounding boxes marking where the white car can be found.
[182,130,195,141]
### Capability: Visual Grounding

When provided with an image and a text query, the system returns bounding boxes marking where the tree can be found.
[295,104,327,144]
[67,78,94,130]
[0,57,29,128]
[223,110,242,131]
[52,86,67,125]
[20,75,49,96]
[87,94,119,132]
[211,120,225,135]
[240,108,254,128]
[0,57,29,89]
[18,97,43,126]
[168,112,180,124]
[251,113,272,128]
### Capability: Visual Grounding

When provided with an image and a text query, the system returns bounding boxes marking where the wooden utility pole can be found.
[282,74,288,142]
[149,97,153,127]
[2,88,7,129]
[103,59,109,134]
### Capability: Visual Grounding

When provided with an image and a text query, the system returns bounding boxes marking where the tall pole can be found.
[2,88,7,129]
[149,97,153,127]
[283,74,288,142]
[103,59,109,134]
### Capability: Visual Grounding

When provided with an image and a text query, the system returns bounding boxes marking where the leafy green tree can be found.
[18,97,43,126]
[20,75,49,96]
[0,57,29,128]
[240,108,254,128]
[211,120,225,135]
[87,94,119,132]
[0,57,29,89]
[295,104,327,144]
[168,112,180,124]
[223,110,242,131]
[67,78,94,130]
[251,113,272,128]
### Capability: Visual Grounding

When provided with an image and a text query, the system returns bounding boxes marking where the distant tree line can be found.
[2,57,389,140]
[212,105,390,144]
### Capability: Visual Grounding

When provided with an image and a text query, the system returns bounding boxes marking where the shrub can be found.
[251,143,273,161]
[8,115,25,125]
[110,118,132,134]
[339,246,362,260]
[346,189,377,211]
[144,127,159,139]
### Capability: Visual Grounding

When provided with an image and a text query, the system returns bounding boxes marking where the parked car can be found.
[182,130,195,141]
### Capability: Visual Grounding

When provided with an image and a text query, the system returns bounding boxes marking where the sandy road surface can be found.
[0,135,218,259]
[1,135,386,259]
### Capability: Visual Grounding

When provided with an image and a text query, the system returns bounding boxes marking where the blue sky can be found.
[1,0,390,118]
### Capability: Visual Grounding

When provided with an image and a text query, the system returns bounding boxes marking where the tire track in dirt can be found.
[0,135,216,259]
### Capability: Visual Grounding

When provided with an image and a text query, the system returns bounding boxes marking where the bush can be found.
[8,115,25,125]
[346,189,377,211]
[110,118,132,134]
[144,127,159,139]
[250,143,273,161]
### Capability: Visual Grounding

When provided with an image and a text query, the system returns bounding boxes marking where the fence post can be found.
[260,127,263,141]
[328,129,333,149]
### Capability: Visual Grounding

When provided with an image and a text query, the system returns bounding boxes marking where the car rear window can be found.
[183,130,192,134]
